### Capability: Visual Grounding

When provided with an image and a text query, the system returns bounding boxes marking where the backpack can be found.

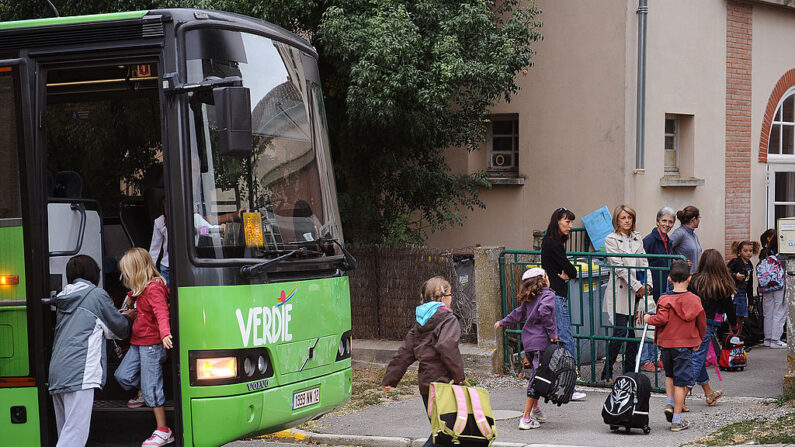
[718,334,747,371]
[428,382,497,447]
[530,342,577,406]
[756,255,785,293]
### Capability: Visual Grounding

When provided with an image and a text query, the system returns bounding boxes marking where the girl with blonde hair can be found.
[114,247,174,447]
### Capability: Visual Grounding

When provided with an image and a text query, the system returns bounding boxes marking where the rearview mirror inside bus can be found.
[213,85,252,157]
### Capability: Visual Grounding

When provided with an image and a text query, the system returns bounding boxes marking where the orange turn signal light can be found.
[0,275,19,285]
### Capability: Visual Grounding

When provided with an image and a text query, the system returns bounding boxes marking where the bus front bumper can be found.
[190,367,352,447]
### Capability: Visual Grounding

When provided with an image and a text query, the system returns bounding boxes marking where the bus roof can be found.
[0,9,316,57]
[0,11,149,30]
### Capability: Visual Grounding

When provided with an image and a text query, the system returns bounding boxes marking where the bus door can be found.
[40,55,173,443]
[0,58,46,445]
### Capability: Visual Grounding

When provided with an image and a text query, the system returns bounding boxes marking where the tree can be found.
[2,0,542,246]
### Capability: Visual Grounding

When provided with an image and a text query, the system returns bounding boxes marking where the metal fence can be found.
[533,228,591,253]
[499,249,686,392]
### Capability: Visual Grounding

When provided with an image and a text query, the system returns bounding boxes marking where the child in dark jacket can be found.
[382,276,465,447]
[495,268,558,430]
[726,240,759,336]
[645,260,706,432]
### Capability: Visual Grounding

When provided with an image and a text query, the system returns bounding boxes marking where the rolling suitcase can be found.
[602,322,652,434]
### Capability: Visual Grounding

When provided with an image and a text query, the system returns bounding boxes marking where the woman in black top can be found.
[540,207,585,400]
[688,249,736,407]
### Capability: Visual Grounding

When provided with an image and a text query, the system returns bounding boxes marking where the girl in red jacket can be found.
[115,247,174,446]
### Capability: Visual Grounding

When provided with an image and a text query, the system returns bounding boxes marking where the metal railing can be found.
[535,228,591,253]
[499,249,686,392]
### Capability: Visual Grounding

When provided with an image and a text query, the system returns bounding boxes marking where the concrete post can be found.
[786,259,795,392]
[474,246,505,374]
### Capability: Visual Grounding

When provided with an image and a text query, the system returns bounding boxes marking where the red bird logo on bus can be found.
[277,284,298,307]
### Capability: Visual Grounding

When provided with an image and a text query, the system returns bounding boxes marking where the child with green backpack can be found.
[494,267,558,429]
[382,276,465,446]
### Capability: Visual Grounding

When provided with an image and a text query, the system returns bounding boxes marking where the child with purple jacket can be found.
[495,268,558,430]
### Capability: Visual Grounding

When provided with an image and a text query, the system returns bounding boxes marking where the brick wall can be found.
[759,68,795,161]
[725,1,753,255]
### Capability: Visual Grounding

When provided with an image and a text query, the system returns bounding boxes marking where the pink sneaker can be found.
[127,390,145,409]
[142,428,174,446]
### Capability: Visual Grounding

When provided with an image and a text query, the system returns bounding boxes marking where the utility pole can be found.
[785,259,795,392]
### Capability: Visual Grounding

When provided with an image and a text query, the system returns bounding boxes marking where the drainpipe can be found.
[635,0,648,172]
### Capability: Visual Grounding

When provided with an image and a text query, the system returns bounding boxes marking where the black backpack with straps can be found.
[530,342,577,406]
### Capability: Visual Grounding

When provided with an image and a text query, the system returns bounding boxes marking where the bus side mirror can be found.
[213,86,252,157]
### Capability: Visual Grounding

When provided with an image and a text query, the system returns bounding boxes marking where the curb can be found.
[263,430,589,447]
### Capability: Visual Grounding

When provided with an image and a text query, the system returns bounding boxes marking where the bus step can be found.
[92,400,175,412]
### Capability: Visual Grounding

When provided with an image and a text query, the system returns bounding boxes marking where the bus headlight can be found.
[196,357,237,380]
[189,348,272,386]
[336,330,352,361]
[243,357,255,377]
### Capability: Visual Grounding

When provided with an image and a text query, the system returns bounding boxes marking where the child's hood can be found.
[54,279,94,313]
[416,301,446,326]
[665,292,704,322]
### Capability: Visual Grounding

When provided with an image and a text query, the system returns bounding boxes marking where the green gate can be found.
[499,245,686,392]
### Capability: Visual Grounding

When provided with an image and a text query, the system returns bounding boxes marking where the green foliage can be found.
[697,413,795,445]
[2,0,541,246]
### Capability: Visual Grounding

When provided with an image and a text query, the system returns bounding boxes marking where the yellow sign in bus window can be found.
[242,212,264,248]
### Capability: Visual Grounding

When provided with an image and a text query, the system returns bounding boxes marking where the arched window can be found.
[768,88,795,155]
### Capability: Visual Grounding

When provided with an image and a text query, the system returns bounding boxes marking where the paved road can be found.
[83,345,787,446]
[227,345,789,447]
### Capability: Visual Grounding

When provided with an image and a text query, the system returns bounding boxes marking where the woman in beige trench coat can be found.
[599,205,655,382]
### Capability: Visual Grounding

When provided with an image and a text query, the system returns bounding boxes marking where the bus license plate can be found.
[292,387,320,410]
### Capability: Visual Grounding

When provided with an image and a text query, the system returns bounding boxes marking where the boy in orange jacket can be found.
[645,259,706,432]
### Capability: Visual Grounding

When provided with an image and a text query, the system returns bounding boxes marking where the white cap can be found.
[522,267,546,280]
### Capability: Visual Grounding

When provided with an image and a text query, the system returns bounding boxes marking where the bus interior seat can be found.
[47,170,104,292]
[293,200,315,241]
[53,170,83,198]
[117,164,164,250]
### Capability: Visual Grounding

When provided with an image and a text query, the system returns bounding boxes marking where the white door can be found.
[767,163,795,227]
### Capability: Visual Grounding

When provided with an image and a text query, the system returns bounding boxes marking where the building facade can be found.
[427,0,795,255]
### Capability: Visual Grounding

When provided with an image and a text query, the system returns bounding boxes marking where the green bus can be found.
[0,9,353,446]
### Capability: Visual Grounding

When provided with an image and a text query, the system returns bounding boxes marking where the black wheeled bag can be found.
[530,341,577,406]
[602,322,652,434]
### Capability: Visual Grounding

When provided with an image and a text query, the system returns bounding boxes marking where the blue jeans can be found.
[661,347,695,387]
[691,323,714,386]
[640,342,657,365]
[115,344,167,407]
[160,265,170,289]
[555,295,577,361]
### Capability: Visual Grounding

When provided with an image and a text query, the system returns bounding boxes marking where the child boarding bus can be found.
[0,9,353,446]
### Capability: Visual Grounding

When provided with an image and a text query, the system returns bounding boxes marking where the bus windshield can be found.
[186,29,340,259]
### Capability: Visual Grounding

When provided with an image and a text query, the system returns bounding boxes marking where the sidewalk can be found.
[297,346,788,447]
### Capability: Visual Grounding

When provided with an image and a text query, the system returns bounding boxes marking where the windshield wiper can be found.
[318,237,357,271]
[240,248,306,279]
[283,237,357,271]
